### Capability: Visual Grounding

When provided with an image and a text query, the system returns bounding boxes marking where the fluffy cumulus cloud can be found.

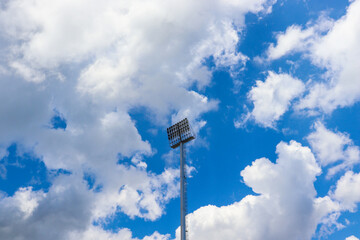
[332,171,360,211]
[0,0,274,123]
[0,175,171,240]
[266,16,333,61]
[92,166,181,221]
[68,226,170,240]
[0,0,277,239]
[235,71,305,128]
[179,141,343,240]
[265,0,360,113]
[0,175,92,240]
[346,236,360,240]
[307,122,360,177]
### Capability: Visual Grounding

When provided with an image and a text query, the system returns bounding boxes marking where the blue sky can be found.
[0,0,360,239]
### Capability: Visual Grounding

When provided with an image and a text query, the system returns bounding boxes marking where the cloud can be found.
[178,141,341,240]
[0,0,276,147]
[0,75,181,222]
[0,147,8,179]
[0,0,273,124]
[69,226,170,240]
[264,0,360,114]
[92,166,181,221]
[332,171,360,211]
[10,61,46,83]
[0,174,172,240]
[0,175,92,240]
[346,236,360,240]
[0,0,278,238]
[34,110,153,170]
[307,122,360,177]
[266,16,333,61]
[235,71,305,128]
[267,25,316,60]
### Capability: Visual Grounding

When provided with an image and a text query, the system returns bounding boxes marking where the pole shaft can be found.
[180,142,186,240]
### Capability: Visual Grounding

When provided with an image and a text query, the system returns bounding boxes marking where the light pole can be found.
[167,118,195,240]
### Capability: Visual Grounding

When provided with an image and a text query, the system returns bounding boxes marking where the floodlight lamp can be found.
[167,118,195,149]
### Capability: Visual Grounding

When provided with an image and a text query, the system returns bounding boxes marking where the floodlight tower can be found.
[167,118,195,240]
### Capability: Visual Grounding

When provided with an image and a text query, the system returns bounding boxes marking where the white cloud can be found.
[0,174,172,240]
[346,236,360,240]
[92,166,181,221]
[332,171,360,211]
[236,71,305,128]
[178,136,358,240]
[307,122,360,177]
[0,0,278,238]
[0,0,275,146]
[69,226,170,240]
[0,187,44,219]
[0,147,7,160]
[31,110,152,171]
[0,147,9,179]
[10,61,46,83]
[177,141,341,240]
[0,175,93,240]
[0,0,271,122]
[266,16,333,61]
[267,25,316,60]
[264,0,360,113]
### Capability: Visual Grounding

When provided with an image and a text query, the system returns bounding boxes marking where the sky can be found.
[0,0,360,239]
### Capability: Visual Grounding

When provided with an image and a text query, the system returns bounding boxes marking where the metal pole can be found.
[180,142,186,240]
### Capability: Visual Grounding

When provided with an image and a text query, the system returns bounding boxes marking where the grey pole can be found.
[180,142,186,240]
[166,118,194,240]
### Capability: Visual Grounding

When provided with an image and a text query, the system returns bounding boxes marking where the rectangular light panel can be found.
[167,118,195,148]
